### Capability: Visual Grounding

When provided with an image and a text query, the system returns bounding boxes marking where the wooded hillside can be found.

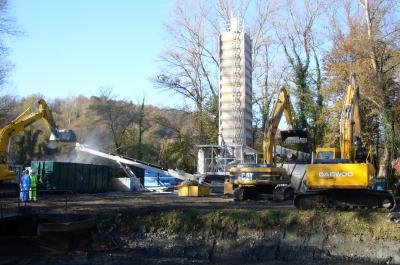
[0,0,398,177]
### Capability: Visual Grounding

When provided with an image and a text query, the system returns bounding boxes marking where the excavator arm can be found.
[339,75,361,161]
[0,99,76,181]
[263,86,301,164]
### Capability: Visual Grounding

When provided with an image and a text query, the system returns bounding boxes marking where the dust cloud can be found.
[48,130,106,164]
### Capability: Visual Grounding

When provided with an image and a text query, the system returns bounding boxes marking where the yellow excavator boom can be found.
[339,75,361,161]
[0,99,76,181]
[263,86,295,164]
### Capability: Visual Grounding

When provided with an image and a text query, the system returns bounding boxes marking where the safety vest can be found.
[30,174,38,187]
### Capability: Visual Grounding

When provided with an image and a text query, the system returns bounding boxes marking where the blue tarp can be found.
[144,170,178,187]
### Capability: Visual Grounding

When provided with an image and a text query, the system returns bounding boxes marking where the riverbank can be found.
[1,192,399,264]
[89,208,400,264]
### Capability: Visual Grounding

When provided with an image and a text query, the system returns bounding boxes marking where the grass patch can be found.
[102,208,400,240]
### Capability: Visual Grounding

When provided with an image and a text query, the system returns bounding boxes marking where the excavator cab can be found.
[280,129,308,145]
[315,147,339,160]
[312,147,351,164]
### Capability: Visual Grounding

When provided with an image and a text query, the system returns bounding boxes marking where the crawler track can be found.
[233,185,293,202]
[294,189,396,212]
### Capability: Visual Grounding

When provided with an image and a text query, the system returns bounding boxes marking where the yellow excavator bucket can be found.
[280,129,308,145]
[49,129,77,142]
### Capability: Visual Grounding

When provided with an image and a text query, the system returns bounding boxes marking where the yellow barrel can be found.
[178,185,210,197]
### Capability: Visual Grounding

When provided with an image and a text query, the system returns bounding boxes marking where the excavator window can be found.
[317,151,334,160]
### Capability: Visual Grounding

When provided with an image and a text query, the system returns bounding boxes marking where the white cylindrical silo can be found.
[218,16,253,154]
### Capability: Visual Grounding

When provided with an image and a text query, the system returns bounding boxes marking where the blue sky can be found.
[5,1,172,106]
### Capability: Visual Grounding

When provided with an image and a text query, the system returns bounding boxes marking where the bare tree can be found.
[272,0,327,150]
[0,0,21,122]
[154,1,222,143]
[156,0,287,148]
[0,0,21,87]
[135,96,148,160]
[89,87,136,155]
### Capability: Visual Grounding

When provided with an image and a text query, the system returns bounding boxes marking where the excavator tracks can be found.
[232,184,294,201]
[294,189,396,212]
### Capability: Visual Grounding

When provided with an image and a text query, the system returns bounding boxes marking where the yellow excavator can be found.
[224,86,307,200]
[294,76,396,210]
[0,99,76,182]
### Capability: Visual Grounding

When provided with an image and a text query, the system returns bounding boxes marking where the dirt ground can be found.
[0,192,392,265]
[6,191,294,215]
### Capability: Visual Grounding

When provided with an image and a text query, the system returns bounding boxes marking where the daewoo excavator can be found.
[224,86,307,200]
[294,76,396,211]
[0,99,76,183]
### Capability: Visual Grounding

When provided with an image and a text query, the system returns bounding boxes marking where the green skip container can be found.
[31,161,112,193]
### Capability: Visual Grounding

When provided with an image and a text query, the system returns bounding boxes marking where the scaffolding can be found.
[231,22,244,146]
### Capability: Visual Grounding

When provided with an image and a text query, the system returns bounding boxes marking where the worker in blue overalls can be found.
[19,169,30,202]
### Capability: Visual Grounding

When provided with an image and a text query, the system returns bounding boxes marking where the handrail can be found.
[0,188,73,218]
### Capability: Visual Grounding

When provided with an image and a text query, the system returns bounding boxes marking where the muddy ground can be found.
[0,192,399,265]
[34,191,295,212]
[0,191,294,218]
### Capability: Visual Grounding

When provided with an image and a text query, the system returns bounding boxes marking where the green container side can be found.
[46,161,53,189]
[77,163,85,193]
[93,165,98,193]
[96,165,102,192]
[99,166,104,192]
[88,164,94,193]
[80,165,86,192]
[31,161,39,176]
[31,161,113,194]
[54,162,62,190]
[71,163,77,191]
[106,167,111,191]
[45,161,56,190]
[73,163,79,192]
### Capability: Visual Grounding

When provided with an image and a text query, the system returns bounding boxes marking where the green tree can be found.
[11,130,43,166]
[156,112,196,172]
[324,0,400,178]
[274,0,327,151]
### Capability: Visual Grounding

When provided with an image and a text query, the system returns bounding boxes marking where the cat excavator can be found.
[224,86,307,200]
[0,99,76,183]
[294,76,396,211]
